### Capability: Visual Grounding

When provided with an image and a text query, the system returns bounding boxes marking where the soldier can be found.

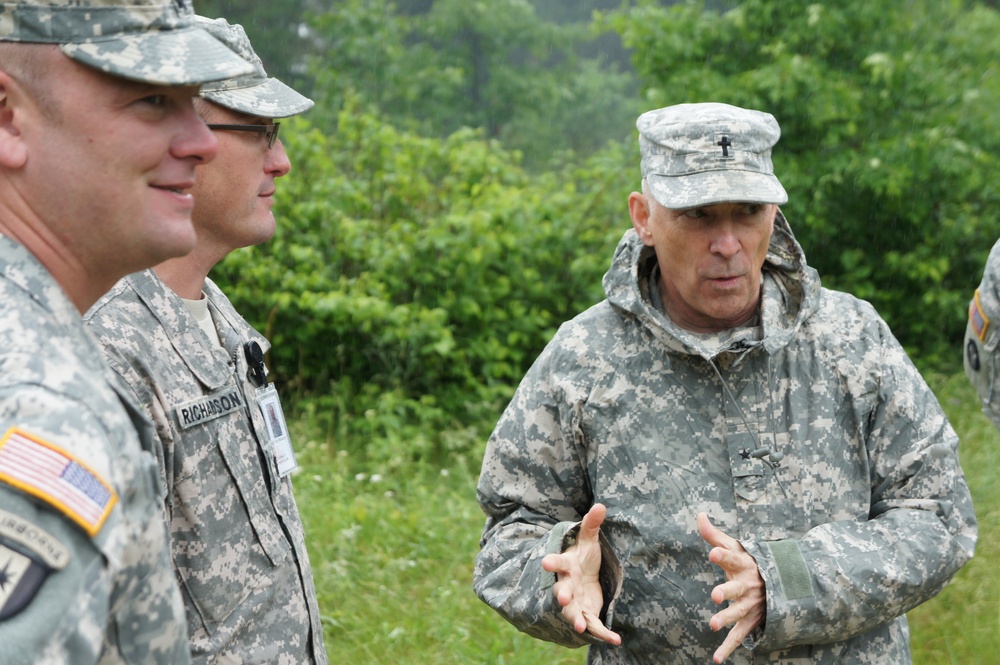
[0,1,253,663]
[473,103,977,664]
[965,238,1000,429]
[85,16,326,664]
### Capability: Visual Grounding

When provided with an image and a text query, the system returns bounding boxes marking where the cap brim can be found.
[200,77,314,118]
[646,170,788,209]
[59,26,255,86]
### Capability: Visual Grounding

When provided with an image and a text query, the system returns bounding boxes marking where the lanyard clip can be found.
[243,340,268,387]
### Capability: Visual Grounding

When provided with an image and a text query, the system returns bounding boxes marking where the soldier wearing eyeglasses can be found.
[85,16,326,665]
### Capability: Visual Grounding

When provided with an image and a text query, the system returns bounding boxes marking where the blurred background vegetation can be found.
[203,0,1000,466]
[196,1,1000,662]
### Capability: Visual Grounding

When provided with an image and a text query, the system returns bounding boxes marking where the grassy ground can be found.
[293,369,997,664]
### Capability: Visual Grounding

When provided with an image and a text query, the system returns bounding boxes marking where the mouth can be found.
[153,181,194,195]
[707,274,744,289]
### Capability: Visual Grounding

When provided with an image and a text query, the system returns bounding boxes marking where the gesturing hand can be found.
[698,512,766,664]
[541,503,622,646]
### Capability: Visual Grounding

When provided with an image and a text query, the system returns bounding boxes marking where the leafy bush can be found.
[214,98,635,464]
[603,0,1000,365]
[215,1,1000,465]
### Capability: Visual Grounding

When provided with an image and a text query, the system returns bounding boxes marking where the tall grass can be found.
[294,369,996,664]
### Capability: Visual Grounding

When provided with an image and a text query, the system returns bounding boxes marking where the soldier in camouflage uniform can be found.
[0,1,253,663]
[965,238,1000,429]
[473,103,977,664]
[85,16,326,665]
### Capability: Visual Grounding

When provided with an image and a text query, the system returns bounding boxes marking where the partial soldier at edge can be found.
[0,1,252,663]
[965,238,1000,429]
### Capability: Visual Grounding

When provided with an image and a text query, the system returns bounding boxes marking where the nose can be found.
[266,138,292,178]
[173,97,218,164]
[710,220,741,259]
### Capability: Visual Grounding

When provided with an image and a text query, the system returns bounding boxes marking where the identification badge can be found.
[257,384,297,477]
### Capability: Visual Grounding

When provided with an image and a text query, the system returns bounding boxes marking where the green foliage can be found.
[292,433,585,664]
[602,0,1000,365]
[212,1,1000,467]
[194,0,315,92]
[304,0,641,168]
[213,99,635,465]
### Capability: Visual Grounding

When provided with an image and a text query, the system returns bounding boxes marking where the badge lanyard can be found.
[244,341,298,477]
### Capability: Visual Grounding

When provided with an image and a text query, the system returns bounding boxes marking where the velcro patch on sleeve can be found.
[0,428,117,537]
[970,290,990,342]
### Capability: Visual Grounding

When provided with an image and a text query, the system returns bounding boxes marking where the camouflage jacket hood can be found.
[602,210,821,359]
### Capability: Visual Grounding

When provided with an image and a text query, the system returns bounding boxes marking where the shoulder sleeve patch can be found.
[0,508,70,570]
[0,428,118,537]
[0,540,52,620]
[970,290,990,342]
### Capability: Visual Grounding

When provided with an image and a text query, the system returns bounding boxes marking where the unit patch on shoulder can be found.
[0,428,118,537]
[970,290,990,342]
[0,508,70,571]
[0,538,53,620]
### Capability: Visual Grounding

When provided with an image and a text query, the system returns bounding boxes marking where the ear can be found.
[0,70,29,169]
[628,191,654,246]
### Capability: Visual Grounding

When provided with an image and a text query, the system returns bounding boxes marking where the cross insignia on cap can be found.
[717,135,733,157]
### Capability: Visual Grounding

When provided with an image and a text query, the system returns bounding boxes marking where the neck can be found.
[0,219,113,314]
[154,251,215,301]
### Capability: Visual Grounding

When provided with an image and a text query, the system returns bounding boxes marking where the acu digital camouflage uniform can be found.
[85,270,326,664]
[0,1,251,664]
[474,103,977,664]
[0,238,189,665]
[84,19,323,660]
[965,238,1000,429]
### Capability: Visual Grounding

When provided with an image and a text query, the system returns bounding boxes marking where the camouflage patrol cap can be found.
[195,16,313,118]
[0,0,255,86]
[638,102,788,209]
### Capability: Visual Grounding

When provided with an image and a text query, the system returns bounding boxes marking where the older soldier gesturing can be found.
[474,102,976,665]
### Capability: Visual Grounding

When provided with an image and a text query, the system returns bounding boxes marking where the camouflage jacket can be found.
[474,213,977,664]
[964,238,1000,428]
[0,238,189,665]
[85,270,326,665]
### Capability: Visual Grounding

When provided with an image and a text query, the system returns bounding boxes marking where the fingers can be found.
[709,593,751,627]
[712,624,749,664]
[541,552,567,576]
[581,609,623,646]
[697,512,739,550]
[710,601,764,664]
[699,512,766,663]
[542,504,620,646]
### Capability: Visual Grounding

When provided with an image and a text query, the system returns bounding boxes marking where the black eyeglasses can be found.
[206,123,281,149]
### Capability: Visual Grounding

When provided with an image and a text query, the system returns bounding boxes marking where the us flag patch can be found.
[970,290,990,342]
[0,428,117,537]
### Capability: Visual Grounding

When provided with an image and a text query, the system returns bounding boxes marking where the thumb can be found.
[578,503,607,545]
[697,512,720,546]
